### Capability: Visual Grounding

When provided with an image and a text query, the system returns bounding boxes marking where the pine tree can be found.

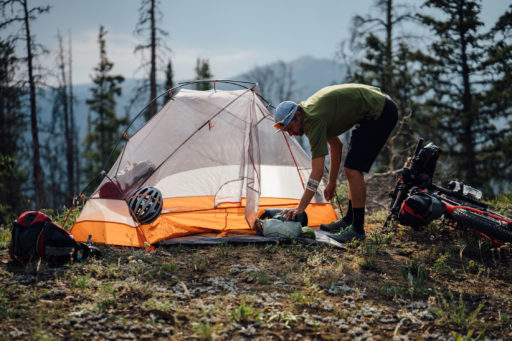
[416,0,494,189]
[68,33,80,194]
[0,39,27,224]
[134,0,170,121]
[340,0,419,170]
[54,32,75,205]
[162,58,174,106]
[195,58,213,90]
[0,0,50,208]
[84,26,126,181]
[478,5,512,192]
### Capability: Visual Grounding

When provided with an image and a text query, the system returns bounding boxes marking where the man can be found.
[273,83,398,242]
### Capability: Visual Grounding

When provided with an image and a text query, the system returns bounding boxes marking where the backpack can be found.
[9,211,98,266]
[398,189,445,228]
[411,143,441,184]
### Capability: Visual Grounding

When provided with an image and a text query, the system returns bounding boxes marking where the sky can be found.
[6,0,511,85]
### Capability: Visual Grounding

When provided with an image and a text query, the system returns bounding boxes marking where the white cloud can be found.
[72,29,140,84]
[45,29,279,85]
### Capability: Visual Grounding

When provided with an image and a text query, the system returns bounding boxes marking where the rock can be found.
[336,323,350,332]
[349,327,364,337]
[322,301,334,311]
[407,301,428,310]
[327,281,356,295]
[393,335,409,341]
[240,325,257,336]
[207,277,238,292]
[423,332,445,341]
[378,314,397,324]
[417,309,435,320]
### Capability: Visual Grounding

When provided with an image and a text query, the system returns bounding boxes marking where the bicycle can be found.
[384,138,512,245]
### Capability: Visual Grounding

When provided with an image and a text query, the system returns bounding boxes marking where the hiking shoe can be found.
[327,225,365,243]
[320,219,349,233]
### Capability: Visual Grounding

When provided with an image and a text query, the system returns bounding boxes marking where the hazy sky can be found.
[10,0,511,85]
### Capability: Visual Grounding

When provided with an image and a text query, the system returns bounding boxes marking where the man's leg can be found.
[344,167,366,234]
[344,167,366,208]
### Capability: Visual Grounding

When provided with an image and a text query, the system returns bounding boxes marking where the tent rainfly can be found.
[70,82,337,247]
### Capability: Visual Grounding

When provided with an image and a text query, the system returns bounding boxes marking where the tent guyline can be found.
[69,80,337,247]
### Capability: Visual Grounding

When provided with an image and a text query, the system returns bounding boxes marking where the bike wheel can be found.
[451,208,512,243]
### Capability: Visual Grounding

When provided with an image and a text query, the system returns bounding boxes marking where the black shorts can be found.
[344,98,398,172]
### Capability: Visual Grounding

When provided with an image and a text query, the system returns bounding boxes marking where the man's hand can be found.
[323,181,336,201]
[280,207,305,221]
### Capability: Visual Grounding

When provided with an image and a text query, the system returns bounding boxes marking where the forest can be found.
[1,1,512,340]
[0,0,511,223]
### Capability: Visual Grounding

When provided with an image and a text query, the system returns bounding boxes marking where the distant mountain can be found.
[233,56,347,104]
[39,56,347,145]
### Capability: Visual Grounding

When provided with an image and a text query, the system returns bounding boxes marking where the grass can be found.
[1,202,511,339]
[401,260,434,297]
[231,299,261,324]
[431,254,454,277]
[433,291,485,334]
[290,277,324,308]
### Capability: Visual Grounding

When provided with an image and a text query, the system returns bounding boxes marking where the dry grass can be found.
[1,209,512,340]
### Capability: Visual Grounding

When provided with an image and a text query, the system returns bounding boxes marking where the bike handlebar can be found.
[429,183,488,210]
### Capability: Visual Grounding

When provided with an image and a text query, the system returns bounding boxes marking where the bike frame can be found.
[385,138,512,246]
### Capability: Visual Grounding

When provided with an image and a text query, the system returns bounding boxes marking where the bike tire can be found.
[451,209,512,243]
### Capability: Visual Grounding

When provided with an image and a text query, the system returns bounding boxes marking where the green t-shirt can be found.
[300,83,386,158]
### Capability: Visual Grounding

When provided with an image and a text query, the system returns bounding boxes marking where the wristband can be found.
[306,178,319,192]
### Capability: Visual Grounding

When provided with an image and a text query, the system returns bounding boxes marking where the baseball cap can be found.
[273,101,298,129]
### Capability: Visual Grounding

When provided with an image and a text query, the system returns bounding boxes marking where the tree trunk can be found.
[457,0,477,183]
[22,0,45,208]
[58,34,74,203]
[384,0,393,94]
[149,0,157,119]
[68,33,79,195]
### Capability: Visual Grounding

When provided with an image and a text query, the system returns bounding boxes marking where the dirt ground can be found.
[1,211,511,341]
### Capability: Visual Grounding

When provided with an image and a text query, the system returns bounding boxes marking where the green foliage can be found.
[466,260,483,275]
[0,39,28,218]
[71,274,91,289]
[84,25,127,181]
[191,322,216,340]
[260,244,279,255]
[433,291,484,332]
[144,296,175,313]
[194,58,213,90]
[357,240,379,271]
[0,224,10,250]
[249,270,271,285]
[416,0,511,192]
[216,243,232,257]
[290,278,323,307]
[451,330,486,341]
[377,281,405,298]
[432,254,454,277]
[149,261,178,279]
[231,300,261,324]
[189,255,209,272]
[341,2,420,170]
[486,192,512,217]
[96,284,117,312]
[0,292,8,320]
[162,59,174,107]
[44,205,82,231]
[401,260,432,297]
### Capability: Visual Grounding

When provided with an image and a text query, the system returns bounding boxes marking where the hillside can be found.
[1,196,511,340]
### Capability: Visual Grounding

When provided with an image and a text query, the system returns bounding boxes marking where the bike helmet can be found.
[128,187,163,225]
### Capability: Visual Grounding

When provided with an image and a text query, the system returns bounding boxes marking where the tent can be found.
[70,81,337,247]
